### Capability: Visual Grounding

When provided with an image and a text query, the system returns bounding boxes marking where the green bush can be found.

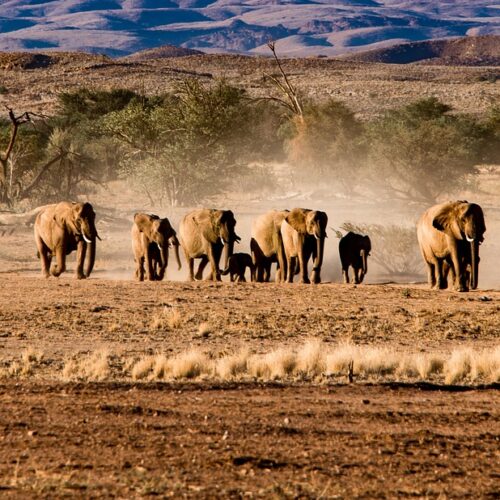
[366,97,492,203]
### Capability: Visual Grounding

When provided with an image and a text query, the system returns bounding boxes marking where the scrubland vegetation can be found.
[0,80,498,209]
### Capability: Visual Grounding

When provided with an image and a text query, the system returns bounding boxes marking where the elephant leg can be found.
[50,246,66,277]
[286,257,295,283]
[76,241,87,279]
[424,261,436,289]
[36,237,51,278]
[450,247,466,292]
[435,260,448,290]
[299,247,310,285]
[353,266,361,284]
[207,245,222,282]
[264,261,272,282]
[342,266,350,284]
[136,257,145,281]
[195,256,209,281]
[182,247,195,281]
[145,248,155,281]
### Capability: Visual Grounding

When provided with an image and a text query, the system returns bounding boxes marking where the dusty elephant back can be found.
[280,219,300,258]
[251,210,288,257]
[34,203,59,250]
[178,209,208,258]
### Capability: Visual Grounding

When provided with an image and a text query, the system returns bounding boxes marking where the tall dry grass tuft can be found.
[62,349,110,381]
[150,307,182,331]
[131,356,155,380]
[0,347,44,378]
[325,344,357,376]
[295,340,325,376]
[248,349,296,379]
[170,351,211,379]
[444,349,473,384]
[216,350,249,379]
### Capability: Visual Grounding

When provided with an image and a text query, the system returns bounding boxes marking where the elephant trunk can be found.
[312,235,325,284]
[222,239,234,273]
[361,249,368,275]
[471,240,479,290]
[157,242,168,280]
[84,239,96,277]
[171,235,182,271]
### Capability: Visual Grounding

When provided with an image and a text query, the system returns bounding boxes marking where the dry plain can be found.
[0,53,499,497]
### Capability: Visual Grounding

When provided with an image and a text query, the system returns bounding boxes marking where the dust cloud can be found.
[88,172,499,290]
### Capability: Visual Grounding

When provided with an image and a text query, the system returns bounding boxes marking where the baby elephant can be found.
[221,253,255,282]
[339,232,371,284]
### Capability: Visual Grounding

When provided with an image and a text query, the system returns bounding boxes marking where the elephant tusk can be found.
[466,236,475,243]
[157,243,162,252]
[83,234,92,244]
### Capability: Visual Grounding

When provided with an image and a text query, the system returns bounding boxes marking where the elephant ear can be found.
[134,213,153,236]
[207,210,224,240]
[364,235,372,252]
[54,204,74,230]
[285,208,308,234]
[432,204,462,240]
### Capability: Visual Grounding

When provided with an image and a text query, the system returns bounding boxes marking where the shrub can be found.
[339,222,423,276]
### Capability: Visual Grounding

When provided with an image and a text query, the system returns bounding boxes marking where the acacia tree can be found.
[104,79,264,206]
[367,98,491,203]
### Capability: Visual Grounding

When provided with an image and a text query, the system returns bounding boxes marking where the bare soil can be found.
[0,274,499,365]
[0,257,499,497]
[0,381,498,498]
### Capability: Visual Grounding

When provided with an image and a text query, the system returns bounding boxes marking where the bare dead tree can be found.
[0,107,31,203]
[0,106,67,207]
[260,41,304,122]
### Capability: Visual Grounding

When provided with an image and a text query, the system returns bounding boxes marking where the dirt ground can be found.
[0,382,498,498]
[0,261,499,497]
[0,274,499,363]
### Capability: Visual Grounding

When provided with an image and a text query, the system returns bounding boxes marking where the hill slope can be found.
[0,1,498,57]
[344,35,500,65]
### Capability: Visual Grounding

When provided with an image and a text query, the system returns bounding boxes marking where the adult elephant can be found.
[34,201,98,279]
[280,208,328,284]
[250,210,289,282]
[131,213,181,281]
[339,231,371,284]
[178,209,240,281]
[417,200,486,291]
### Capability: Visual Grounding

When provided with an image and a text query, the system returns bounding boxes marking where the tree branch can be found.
[18,151,65,200]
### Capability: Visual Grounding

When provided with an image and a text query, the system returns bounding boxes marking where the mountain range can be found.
[0,1,498,58]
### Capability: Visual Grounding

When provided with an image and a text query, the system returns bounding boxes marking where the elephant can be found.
[416,200,485,291]
[280,208,328,284]
[34,201,98,279]
[178,209,240,281]
[250,210,289,282]
[339,231,371,284]
[221,252,255,282]
[131,213,181,281]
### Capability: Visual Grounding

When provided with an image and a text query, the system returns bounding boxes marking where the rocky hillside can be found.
[344,35,500,66]
[0,1,497,57]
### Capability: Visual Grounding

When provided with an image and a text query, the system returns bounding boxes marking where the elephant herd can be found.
[33,200,486,292]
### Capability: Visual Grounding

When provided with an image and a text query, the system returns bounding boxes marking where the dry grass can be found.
[62,349,110,381]
[124,342,499,385]
[0,347,43,378]
[150,307,182,331]
[3,342,498,385]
